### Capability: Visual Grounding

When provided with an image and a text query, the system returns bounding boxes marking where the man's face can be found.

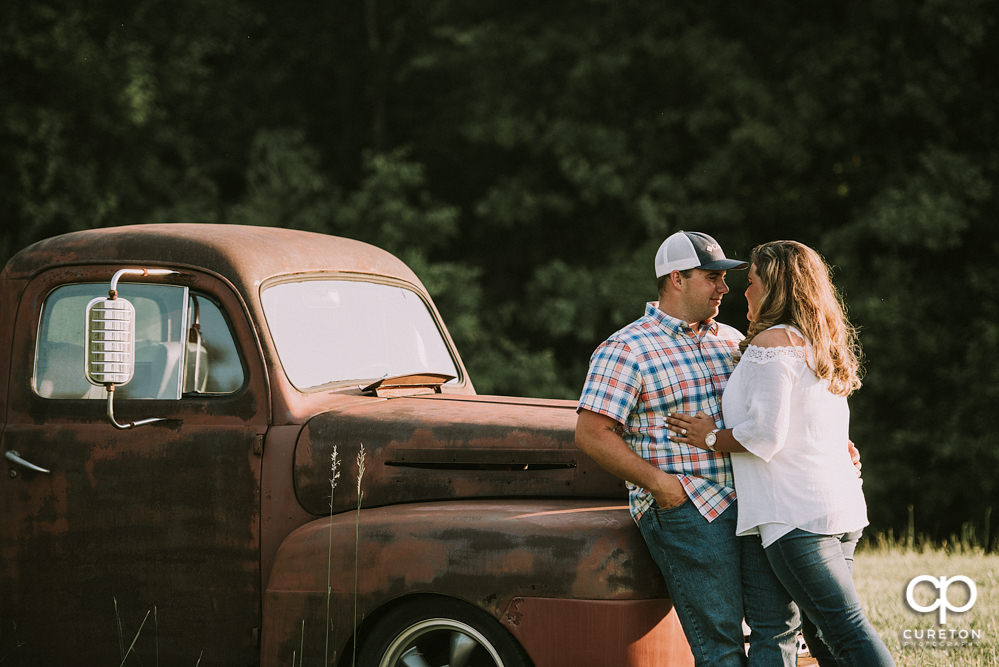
[679,269,729,323]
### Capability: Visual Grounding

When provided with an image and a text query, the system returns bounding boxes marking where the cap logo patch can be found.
[704,243,720,253]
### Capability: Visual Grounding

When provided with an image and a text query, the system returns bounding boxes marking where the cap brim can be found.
[700,258,748,270]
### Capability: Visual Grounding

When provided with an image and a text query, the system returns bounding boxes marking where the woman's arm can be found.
[665,412,745,452]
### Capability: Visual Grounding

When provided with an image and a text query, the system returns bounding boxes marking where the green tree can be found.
[3,0,997,541]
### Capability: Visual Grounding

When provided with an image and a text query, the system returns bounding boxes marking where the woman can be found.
[666,240,894,666]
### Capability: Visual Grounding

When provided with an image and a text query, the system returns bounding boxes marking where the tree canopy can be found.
[2,0,997,543]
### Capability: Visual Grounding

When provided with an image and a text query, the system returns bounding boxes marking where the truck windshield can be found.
[261,278,459,390]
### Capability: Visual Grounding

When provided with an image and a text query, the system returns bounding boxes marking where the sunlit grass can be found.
[854,533,999,666]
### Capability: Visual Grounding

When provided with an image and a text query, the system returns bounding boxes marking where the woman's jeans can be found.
[638,500,799,666]
[765,529,895,666]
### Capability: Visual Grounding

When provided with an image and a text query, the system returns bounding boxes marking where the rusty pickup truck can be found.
[0,224,693,666]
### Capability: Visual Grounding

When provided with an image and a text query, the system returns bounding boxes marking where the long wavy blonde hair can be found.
[741,240,863,396]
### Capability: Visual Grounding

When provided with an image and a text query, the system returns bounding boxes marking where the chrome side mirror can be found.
[85,268,177,429]
[85,295,136,387]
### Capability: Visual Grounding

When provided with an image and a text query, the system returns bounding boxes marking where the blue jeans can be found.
[765,529,895,666]
[638,500,799,666]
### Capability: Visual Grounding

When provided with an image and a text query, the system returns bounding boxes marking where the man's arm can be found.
[575,408,687,509]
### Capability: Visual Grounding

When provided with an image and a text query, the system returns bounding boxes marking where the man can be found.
[575,230,799,666]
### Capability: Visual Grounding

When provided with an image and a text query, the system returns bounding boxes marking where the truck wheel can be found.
[358,597,532,667]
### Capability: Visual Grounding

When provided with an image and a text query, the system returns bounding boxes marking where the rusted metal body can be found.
[0,224,693,666]
[262,500,688,666]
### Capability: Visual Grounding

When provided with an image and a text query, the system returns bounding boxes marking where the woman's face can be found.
[745,263,765,322]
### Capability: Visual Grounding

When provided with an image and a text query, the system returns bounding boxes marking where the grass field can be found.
[848,535,999,666]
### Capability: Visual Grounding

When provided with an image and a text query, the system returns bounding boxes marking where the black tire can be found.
[356,597,532,667]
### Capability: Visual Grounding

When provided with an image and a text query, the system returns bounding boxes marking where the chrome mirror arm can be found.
[86,267,180,430]
[105,385,167,430]
[109,268,177,297]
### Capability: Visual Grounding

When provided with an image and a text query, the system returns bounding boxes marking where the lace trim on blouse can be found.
[742,344,810,365]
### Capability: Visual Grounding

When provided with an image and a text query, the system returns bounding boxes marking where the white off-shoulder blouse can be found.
[722,324,868,547]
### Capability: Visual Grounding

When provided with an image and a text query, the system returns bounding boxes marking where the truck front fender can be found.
[261,499,675,666]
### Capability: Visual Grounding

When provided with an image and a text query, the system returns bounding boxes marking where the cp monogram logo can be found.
[905,575,977,624]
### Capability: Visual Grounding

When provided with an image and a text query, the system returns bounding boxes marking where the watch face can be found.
[705,432,717,447]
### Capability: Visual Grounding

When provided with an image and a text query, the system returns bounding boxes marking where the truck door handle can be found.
[5,450,52,474]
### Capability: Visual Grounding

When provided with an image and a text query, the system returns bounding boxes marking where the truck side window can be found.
[34,284,244,399]
[33,284,104,399]
[183,293,244,394]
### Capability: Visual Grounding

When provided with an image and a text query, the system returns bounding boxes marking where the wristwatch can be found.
[705,429,719,451]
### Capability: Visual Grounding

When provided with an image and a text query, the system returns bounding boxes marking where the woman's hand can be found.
[666,411,717,450]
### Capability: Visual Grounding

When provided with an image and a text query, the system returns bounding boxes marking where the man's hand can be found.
[650,473,687,509]
[576,409,688,508]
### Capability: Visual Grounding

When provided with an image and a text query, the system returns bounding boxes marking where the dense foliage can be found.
[2,0,996,542]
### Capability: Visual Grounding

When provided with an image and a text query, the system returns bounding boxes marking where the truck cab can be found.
[0,224,692,666]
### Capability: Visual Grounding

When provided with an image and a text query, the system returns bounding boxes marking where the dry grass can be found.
[852,535,999,666]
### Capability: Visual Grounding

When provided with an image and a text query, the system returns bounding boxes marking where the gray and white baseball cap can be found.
[654,231,748,278]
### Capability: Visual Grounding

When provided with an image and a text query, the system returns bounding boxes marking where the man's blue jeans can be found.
[637,500,799,666]
[765,529,895,666]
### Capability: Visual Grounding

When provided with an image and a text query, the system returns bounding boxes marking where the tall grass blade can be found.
[985,506,992,553]
[324,446,341,666]
[906,503,915,550]
[117,609,150,667]
[353,443,367,667]
[114,596,125,662]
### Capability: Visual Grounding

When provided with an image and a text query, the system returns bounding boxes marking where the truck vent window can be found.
[385,460,577,472]
[383,449,576,472]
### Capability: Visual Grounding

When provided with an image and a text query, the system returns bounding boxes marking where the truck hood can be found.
[294,393,625,515]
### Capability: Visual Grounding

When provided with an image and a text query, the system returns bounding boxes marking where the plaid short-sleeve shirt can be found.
[578,302,744,522]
